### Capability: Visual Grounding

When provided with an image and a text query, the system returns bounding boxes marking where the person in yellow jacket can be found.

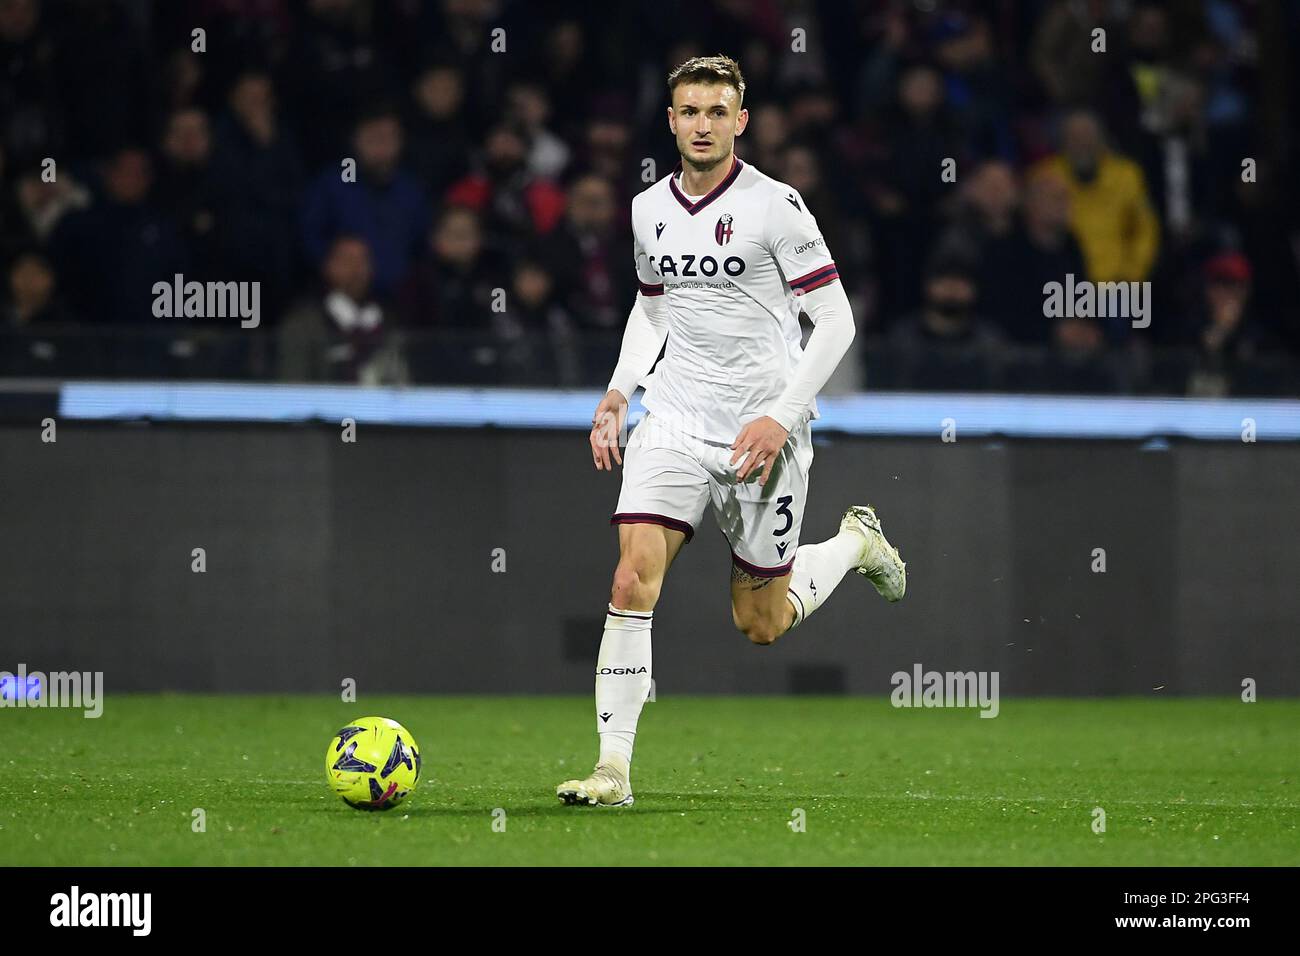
[1035,110,1160,284]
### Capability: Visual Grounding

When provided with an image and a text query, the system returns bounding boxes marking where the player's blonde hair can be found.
[667,55,746,108]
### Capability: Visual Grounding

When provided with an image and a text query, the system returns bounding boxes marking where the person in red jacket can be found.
[443,124,567,246]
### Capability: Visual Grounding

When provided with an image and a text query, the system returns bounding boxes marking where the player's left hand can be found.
[730,416,789,486]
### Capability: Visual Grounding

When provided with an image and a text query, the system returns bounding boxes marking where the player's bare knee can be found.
[733,606,779,646]
[742,620,780,646]
[611,562,659,611]
[610,563,641,605]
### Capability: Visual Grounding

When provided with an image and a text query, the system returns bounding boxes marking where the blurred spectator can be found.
[1186,250,1264,396]
[965,160,1019,239]
[865,63,963,321]
[1030,0,1110,110]
[931,13,1011,159]
[0,0,59,167]
[544,173,632,331]
[406,63,472,198]
[1199,253,1253,343]
[999,168,1088,345]
[1118,2,1182,152]
[1036,111,1159,286]
[302,105,429,298]
[1,248,70,377]
[0,0,59,166]
[419,0,514,142]
[158,49,205,115]
[886,255,1003,390]
[1223,160,1300,354]
[210,70,302,319]
[854,4,911,115]
[744,104,790,173]
[157,107,219,280]
[783,83,842,158]
[1190,9,1254,218]
[1115,2,1213,246]
[284,0,400,170]
[3,249,68,325]
[399,205,501,328]
[445,123,566,255]
[51,147,187,325]
[13,163,90,244]
[936,160,1020,332]
[576,108,635,196]
[278,234,406,384]
[525,20,598,146]
[1054,312,1106,358]
[492,256,580,386]
[1030,312,1123,395]
[504,79,571,180]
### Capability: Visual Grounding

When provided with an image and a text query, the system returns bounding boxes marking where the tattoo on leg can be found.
[732,563,775,591]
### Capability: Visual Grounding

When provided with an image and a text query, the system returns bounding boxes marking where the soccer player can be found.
[557,56,906,807]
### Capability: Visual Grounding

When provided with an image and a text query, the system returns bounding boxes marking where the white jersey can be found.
[631,156,840,443]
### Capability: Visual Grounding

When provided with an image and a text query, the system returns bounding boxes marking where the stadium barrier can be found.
[3,381,1297,695]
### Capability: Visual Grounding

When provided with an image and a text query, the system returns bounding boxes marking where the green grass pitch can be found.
[3,695,1296,866]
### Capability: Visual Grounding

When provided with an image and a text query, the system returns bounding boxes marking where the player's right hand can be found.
[590,389,628,471]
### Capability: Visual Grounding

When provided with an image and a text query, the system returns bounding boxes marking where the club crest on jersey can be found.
[714,213,735,246]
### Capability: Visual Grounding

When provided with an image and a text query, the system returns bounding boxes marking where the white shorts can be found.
[612,413,814,577]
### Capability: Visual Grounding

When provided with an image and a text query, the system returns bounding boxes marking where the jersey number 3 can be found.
[773,495,794,536]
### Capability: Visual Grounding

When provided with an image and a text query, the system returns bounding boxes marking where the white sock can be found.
[784,530,863,627]
[595,604,653,767]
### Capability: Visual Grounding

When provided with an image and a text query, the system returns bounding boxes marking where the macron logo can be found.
[50,886,151,936]
[785,194,801,212]
[655,222,666,239]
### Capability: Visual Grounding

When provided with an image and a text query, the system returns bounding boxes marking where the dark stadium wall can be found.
[2,423,1297,697]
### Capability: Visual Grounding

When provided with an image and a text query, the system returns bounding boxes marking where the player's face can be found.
[669,83,747,170]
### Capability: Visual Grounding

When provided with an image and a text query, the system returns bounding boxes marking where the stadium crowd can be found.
[1,0,1297,395]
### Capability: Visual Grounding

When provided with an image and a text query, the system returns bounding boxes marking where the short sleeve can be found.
[766,187,839,295]
[632,217,664,297]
